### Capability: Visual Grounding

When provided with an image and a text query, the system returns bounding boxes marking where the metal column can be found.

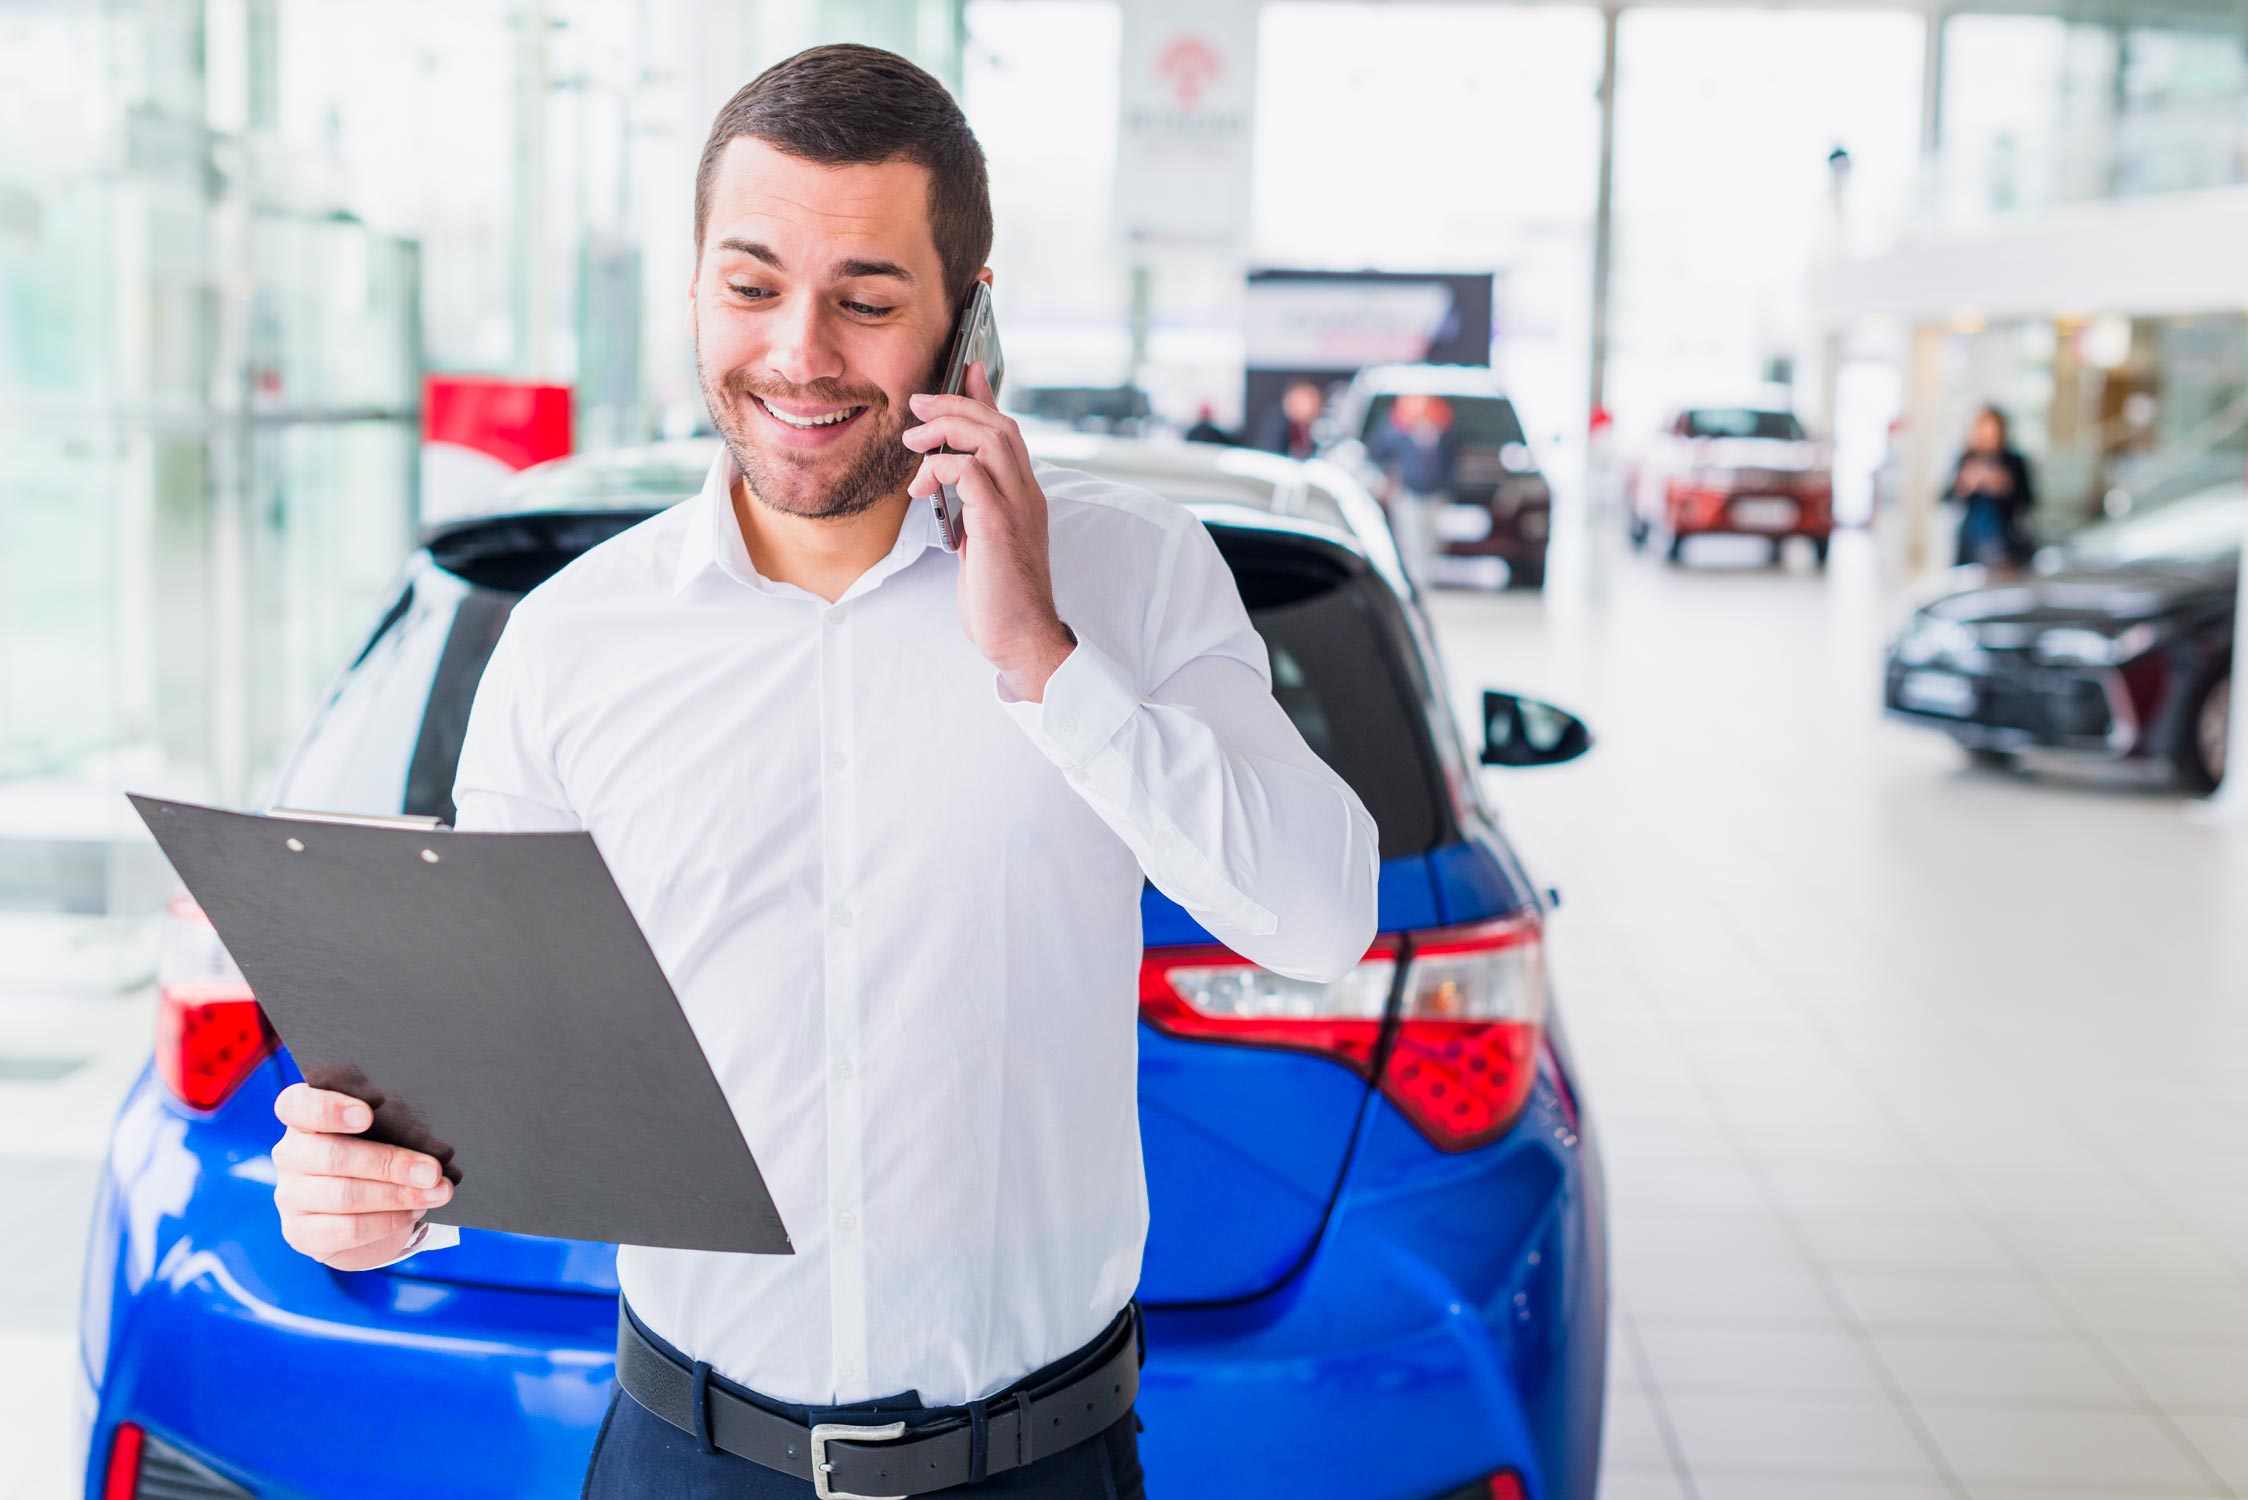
[1587,4,1621,425]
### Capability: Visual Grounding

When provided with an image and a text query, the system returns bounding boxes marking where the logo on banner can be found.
[1157,35,1222,110]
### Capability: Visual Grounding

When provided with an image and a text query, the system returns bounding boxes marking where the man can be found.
[266,43,1378,1498]
[1367,394,1457,589]
[1254,377,1324,459]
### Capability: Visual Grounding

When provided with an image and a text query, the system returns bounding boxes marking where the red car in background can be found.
[1629,405,1834,567]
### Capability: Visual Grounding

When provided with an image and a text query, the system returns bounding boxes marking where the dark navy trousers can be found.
[582,1303,1146,1500]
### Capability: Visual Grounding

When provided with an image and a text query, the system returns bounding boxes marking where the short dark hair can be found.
[694,44,993,311]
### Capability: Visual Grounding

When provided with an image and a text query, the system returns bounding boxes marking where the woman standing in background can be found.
[1948,404,2036,568]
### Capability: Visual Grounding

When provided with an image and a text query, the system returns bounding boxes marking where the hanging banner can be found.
[1113,0,1258,255]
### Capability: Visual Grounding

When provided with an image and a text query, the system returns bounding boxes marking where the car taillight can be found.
[1140,914,1547,1152]
[101,1421,145,1500]
[157,892,277,1112]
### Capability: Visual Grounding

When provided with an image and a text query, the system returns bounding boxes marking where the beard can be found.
[695,338,927,523]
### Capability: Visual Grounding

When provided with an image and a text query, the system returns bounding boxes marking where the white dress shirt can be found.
[415,449,1378,1407]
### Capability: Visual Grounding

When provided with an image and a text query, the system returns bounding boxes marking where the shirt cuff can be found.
[994,634,1139,771]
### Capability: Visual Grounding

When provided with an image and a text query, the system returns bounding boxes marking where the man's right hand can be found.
[272,1083,454,1271]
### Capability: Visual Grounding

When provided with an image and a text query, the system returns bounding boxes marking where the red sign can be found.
[424,376,573,472]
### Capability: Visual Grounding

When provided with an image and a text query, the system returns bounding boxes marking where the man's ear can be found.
[685,263,698,339]
[975,266,994,292]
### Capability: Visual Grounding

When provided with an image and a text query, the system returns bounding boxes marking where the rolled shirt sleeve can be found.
[999,517,1381,982]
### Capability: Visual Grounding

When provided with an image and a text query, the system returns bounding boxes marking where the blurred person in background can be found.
[1368,392,1457,589]
[1948,404,2036,569]
[1256,377,1324,459]
[1184,402,1237,445]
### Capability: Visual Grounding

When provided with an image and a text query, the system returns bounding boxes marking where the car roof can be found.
[461,433,1412,593]
[1349,364,1513,399]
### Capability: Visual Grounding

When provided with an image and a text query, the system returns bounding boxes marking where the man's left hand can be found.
[904,363,1076,702]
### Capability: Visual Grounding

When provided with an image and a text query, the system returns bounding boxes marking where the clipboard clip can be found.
[269,806,449,832]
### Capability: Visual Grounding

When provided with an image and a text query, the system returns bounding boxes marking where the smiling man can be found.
[267,43,1377,1498]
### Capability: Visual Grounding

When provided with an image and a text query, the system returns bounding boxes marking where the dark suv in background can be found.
[1323,364,1554,590]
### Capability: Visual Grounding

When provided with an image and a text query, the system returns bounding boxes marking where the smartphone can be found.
[929,281,1005,552]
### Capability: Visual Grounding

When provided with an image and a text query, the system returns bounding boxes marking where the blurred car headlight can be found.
[2034,621,2162,665]
[1895,615,1982,665]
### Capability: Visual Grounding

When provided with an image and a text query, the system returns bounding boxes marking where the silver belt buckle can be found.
[810,1419,907,1500]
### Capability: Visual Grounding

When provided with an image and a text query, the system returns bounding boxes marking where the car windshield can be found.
[1682,408,1805,440]
[278,522,1447,861]
[1361,393,1525,448]
[2064,487,2246,568]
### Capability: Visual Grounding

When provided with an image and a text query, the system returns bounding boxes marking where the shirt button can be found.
[825,607,847,627]
[836,1210,858,1232]
[826,749,848,771]
[829,902,853,929]
[833,1057,855,1080]
[1055,716,1078,737]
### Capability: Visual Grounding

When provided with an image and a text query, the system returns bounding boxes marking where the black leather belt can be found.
[613,1303,1140,1499]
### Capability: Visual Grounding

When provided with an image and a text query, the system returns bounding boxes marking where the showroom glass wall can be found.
[1916,3,2248,532]
[0,0,422,987]
[0,0,961,990]
[1933,6,2248,227]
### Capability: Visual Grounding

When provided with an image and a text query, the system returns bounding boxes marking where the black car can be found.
[1884,485,2239,790]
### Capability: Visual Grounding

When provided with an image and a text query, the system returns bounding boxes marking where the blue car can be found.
[80,436,1608,1500]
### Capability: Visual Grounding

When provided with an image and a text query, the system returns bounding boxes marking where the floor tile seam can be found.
[1656,1023,1977,1500]
[1949,1187,2243,1500]
[1620,1318,1708,1500]
[1659,883,2221,1500]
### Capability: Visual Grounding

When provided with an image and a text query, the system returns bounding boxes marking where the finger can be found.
[278,1172,453,1217]
[275,1131,445,1188]
[284,1209,426,1259]
[899,411,1030,492]
[910,455,1017,544]
[908,452,988,503]
[963,360,997,407]
[275,1083,373,1135]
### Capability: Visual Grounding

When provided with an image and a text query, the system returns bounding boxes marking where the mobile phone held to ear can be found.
[930,281,1005,553]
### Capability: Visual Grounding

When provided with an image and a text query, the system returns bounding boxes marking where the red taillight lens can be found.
[1383,917,1547,1150]
[1486,1474,1527,1500]
[1140,914,1548,1152]
[102,1421,145,1500]
[157,893,277,1112]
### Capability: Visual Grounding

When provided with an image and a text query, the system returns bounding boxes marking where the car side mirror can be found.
[1480,691,1593,768]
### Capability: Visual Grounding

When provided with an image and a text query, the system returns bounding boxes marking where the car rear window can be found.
[1682,408,1805,440]
[1360,393,1524,449]
[277,519,1447,861]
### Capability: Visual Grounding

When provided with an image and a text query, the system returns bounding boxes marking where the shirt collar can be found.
[670,446,945,600]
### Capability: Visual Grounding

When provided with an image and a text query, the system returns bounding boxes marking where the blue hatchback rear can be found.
[80,463,1606,1500]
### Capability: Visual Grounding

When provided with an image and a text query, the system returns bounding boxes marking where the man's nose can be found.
[763,299,846,389]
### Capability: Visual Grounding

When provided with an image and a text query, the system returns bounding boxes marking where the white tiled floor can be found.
[1432,530,2248,1498]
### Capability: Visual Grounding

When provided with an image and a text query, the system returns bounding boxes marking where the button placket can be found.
[815,601,871,1396]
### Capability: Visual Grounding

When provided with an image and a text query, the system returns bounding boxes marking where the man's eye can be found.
[843,301,894,318]
[730,285,771,301]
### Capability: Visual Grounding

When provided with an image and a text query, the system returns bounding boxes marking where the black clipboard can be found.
[128,794,792,1255]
